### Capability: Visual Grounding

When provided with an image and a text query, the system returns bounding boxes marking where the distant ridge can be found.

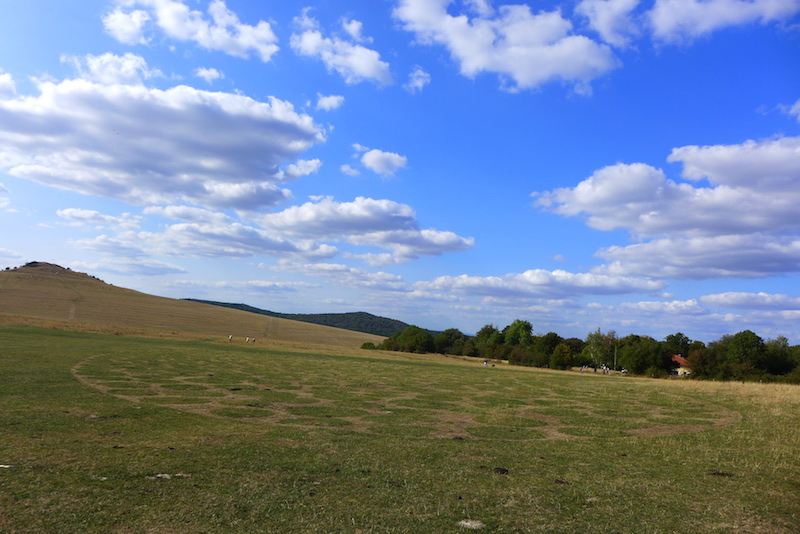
[0,262,386,349]
[186,299,409,337]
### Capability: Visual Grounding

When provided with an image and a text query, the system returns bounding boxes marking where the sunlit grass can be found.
[1,324,799,533]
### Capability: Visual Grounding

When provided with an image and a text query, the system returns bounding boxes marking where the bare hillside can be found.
[0,262,383,350]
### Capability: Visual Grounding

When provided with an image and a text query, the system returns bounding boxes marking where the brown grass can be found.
[0,262,383,351]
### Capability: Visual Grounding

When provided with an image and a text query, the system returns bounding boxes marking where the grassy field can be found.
[1,324,799,533]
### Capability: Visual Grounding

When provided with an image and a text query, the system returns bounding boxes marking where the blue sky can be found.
[1,0,799,343]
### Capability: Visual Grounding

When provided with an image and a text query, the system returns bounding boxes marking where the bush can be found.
[361,342,377,350]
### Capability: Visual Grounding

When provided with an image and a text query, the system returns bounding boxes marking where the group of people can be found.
[228,335,257,343]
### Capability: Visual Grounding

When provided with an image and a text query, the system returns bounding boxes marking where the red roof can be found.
[671,354,689,367]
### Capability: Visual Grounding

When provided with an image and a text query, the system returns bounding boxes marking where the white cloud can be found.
[143,205,231,224]
[57,208,142,230]
[535,134,800,280]
[535,137,800,239]
[789,99,800,122]
[404,65,431,93]
[361,149,408,176]
[594,234,800,279]
[72,233,149,258]
[104,0,279,61]
[342,18,372,43]
[393,0,617,92]
[0,248,24,265]
[0,76,324,211]
[194,67,224,83]
[647,0,800,43]
[291,10,392,85]
[259,196,473,264]
[0,182,9,209]
[273,261,406,292]
[348,229,474,265]
[103,6,151,45]
[259,196,418,237]
[0,71,16,100]
[315,93,344,111]
[61,53,162,85]
[576,0,642,48]
[340,164,360,176]
[74,258,186,276]
[278,159,323,180]
[415,269,666,300]
[700,292,800,310]
[669,136,800,188]
[78,221,338,261]
[619,299,707,315]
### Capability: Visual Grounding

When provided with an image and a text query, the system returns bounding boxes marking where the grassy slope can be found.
[0,262,384,351]
[1,263,799,532]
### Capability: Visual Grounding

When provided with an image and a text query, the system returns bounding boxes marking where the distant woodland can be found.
[366,320,800,383]
[187,299,409,337]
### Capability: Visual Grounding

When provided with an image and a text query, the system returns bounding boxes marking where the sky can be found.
[1,0,799,344]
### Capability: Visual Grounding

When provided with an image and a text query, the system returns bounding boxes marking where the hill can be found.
[0,262,384,350]
[185,299,409,337]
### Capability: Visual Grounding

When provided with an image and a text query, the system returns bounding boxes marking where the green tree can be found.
[727,330,765,367]
[503,320,533,347]
[433,328,467,355]
[586,328,615,368]
[379,326,433,354]
[763,336,793,375]
[663,332,691,358]
[533,332,563,357]
[618,336,666,375]
[549,343,572,370]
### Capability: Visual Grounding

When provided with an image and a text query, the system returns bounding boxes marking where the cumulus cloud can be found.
[393,0,617,92]
[291,10,392,85]
[348,228,475,265]
[789,99,800,122]
[404,65,431,93]
[361,149,408,176]
[194,67,224,83]
[619,298,707,315]
[259,196,474,265]
[143,205,231,224]
[342,18,372,43]
[77,220,338,261]
[595,234,800,279]
[576,0,642,47]
[647,0,800,43]
[104,0,279,61]
[700,292,800,310]
[61,52,162,85]
[0,73,325,211]
[259,196,417,237]
[535,135,800,280]
[103,6,151,45]
[0,71,16,100]
[273,261,406,292]
[315,93,345,111]
[340,164,360,176]
[535,136,800,237]
[57,208,142,230]
[669,136,800,188]
[415,269,665,300]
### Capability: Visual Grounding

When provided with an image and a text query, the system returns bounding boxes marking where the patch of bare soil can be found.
[72,356,742,441]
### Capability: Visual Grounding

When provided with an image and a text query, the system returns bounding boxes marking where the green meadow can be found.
[1,325,798,533]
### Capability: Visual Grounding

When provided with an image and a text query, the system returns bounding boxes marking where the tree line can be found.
[363,320,800,383]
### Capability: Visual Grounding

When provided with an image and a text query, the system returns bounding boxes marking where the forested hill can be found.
[185,299,408,337]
